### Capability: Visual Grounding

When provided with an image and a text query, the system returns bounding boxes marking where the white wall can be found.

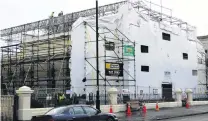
[71,11,137,95]
[133,19,198,92]
[70,4,206,95]
[71,19,86,94]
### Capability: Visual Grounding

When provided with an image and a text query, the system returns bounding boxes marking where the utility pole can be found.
[206,57,208,92]
[96,0,100,110]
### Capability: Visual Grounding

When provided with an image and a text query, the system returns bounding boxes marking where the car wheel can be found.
[106,117,114,121]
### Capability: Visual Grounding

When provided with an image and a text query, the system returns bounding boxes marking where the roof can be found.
[55,104,93,108]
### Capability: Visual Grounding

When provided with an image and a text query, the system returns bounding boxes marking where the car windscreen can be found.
[45,107,67,115]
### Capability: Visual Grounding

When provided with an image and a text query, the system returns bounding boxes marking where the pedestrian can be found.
[58,11,63,16]
[58,93,66,106]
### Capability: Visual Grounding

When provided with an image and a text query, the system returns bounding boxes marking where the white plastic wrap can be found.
[71,4,206,95]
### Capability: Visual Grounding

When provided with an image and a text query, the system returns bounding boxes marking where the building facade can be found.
[70,2,207,100]
[1,1,207,99]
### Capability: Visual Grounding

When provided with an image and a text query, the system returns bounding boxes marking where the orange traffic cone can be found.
[156,103,159,111]
[142,104,147,113]
[109,105,113,113]
[186,101,190,109]
[126,103,132,116]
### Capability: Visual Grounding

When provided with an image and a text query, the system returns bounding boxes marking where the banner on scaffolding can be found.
[105,62,123,76]
[123,45,134,56]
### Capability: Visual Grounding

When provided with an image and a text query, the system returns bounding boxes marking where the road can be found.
[162,114,208,121]
[115,105,208,121]
[117,113,208,121]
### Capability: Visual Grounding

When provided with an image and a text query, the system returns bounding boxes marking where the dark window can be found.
[73,106,85,115]
[205,50,207,53]
[141,45,148,53]
[162,32,171,41]
[45,107,67,115]
[183,53,188,60]
[68,108,74,115]
[192,70,197,76]
[105,41,115,51]
[83,106,97,115]
[63,107,74,115]
[141,66,149,72]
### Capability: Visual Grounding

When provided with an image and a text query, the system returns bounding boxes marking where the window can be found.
[153,89,158,95]
[73,106,85,115]
[68,108,74,115]
[62,107,74,115]
[45,107,67,115]
[192,70,197,76]
[141,45,148,53]
[105,41,115,51]
[141,66,149,72]
[164,71,171,76]
[183,53,188,60]
[205,50,207,53]
[83,106,97,115]
[162,32,171,41]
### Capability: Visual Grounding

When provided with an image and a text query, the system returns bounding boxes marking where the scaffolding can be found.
[83,22,136,104]
[1,0,196,94]
[0,0,194,38]
[1,18,72,94]
[197,48,208,93]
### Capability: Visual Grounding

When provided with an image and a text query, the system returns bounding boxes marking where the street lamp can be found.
[95,0,100,110]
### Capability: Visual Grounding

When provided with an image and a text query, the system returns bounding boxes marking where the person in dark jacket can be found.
[58,11,63,16]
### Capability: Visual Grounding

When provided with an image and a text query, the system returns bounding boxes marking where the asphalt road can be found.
[162,114,208,121]
[116,105,208,121]
[117,113,208,121]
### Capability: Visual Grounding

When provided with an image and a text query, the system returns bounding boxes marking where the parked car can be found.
[31,105,118,121]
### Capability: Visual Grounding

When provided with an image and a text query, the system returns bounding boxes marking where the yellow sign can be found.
[106,63,111,69]
[105,62,123,76]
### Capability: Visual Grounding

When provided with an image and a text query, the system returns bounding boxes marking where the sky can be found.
[0,0,207,36]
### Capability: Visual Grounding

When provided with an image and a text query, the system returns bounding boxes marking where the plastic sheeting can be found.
[71,3,206,95]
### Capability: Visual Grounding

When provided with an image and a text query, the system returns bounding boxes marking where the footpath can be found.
[115,105,208,121]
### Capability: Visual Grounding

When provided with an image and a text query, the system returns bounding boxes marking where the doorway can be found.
[162,83,172,101]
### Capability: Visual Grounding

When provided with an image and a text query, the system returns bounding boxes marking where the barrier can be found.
[15,86,208,121]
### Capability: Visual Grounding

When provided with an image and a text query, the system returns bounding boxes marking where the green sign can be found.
[123,45,135,56]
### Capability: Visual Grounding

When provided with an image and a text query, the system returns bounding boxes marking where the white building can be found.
[70,1,206,98]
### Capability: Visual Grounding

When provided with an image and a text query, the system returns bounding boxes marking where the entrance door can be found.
[162,83,172,101]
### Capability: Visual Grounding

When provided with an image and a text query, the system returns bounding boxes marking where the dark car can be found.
[31,105,118,121]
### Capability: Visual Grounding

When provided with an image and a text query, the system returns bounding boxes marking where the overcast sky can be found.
[0,0,207,36]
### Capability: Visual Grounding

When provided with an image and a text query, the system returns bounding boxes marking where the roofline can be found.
[197,35,208,40]
[0,0,194,38]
